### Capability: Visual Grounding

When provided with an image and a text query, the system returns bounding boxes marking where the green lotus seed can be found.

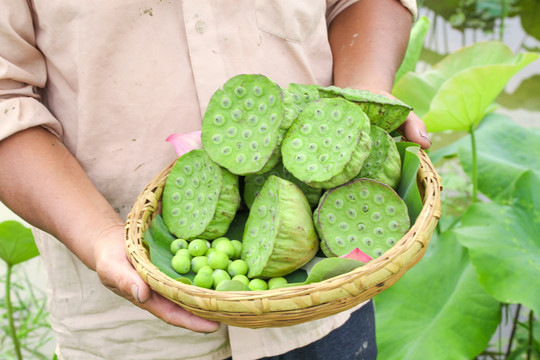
[245,98,254,109]
[357,223,366,231]
[347,208,357,218]
[364,237,373,246]
[253,86,263,96]
[374,227,384,236]
[235,86,246,97]
[214,115,225,125]
[258,103,266,113]
[300,123,312,134]
[319,124,329,134]
[221,97,231,108]
[371,212,382,222]
[221,146,231,155]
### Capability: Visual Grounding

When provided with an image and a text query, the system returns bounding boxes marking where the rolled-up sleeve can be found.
[0,0,62,142]
[326,0,417,24]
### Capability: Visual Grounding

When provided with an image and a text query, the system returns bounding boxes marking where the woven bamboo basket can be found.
[125,149,442,328]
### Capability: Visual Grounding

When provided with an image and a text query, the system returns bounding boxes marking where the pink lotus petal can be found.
[339,248,373,263]
[166,131,202,156]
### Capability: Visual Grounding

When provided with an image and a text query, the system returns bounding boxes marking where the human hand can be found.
[92,224,220,333]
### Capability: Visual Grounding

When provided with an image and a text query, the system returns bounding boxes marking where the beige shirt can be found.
[1,1,416,359]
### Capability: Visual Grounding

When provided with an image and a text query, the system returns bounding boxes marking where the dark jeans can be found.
[226,300,377,360]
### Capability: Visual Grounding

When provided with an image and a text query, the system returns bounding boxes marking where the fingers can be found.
[94,227,220,333]
[398,110,431,149]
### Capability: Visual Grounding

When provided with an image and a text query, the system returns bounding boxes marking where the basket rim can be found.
[124,148,442,326]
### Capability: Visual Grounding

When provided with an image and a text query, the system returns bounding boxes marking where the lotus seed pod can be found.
[358,126,390,180]
[286,83,322,116]
[313,178,410,258]
[241,175,319,278]
[162,149,241,240]
[361,132,402,189]
[281,97,372,189]
[201,74,289,175]
[243,161,322,209]
[318,86,412,132]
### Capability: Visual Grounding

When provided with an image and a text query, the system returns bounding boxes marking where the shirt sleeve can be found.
[326,0,418,24]
[0,1,63,142]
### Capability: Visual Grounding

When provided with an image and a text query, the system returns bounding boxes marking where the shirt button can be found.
[195,20,206,34]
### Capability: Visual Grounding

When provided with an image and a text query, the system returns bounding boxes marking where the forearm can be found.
[0,126,123,270]
[329,0,412,91]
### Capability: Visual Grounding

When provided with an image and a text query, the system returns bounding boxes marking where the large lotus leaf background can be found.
[454,171,540,315]
[374,231,501,360]
[392,41,538,132]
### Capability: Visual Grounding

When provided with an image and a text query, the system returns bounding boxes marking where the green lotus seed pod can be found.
[361,132,402,189]
[318,86,412,132]
[281,97,372,189]
[286,83,322,116]
[162,149,240,240]
[201,74,289,175]
[357,126,390,180]
[241,175,319,278]
[244,162,322,209]
[313,178,410,259]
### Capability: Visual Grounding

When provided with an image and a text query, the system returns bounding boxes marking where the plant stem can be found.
[470,125,478,203]
[6,263,23,360]
[506,304,522,358]
[527,309,534,360]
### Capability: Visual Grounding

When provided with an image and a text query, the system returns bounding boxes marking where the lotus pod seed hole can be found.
[221,146,232,155]
[362,204,369,212]
[374,227,384,236]
[364,237,373,246]
[308,143,318,152]
[346,116,354,126]
[253,86,263,96]
[175,177,185,187]
[291,138,303,149]
[319,154,329,162]
[374,194,384,204]
[357,223,366,231]
[336,237,345,246]
[361,189,370,198]
[300,124,312,134]
[253,153,261,161]
[387,238,396,246]
[244,98,254,109]
[269,114,278,124]
[171,208,180,216]
[268,95,275,105]
[192,210,199,219]
[327,213,336,224]
[307,164,318,172]
[242,129,252,139]
[347,194,356,201]
[178,218,186,226]
[331,110,341,120]
[258,103,267,114]
[374,249,384,257]
[386,206,395,215]
[259,124,268,134]
[214,115,225,126]
[231,109,242,120]
[334,200,343,208]
[315,109,324,119]
[226,127,238,137]
[250,141,258,150]
[235,86,246,97]
[371,212,382,222]
[295,154,306,163]
[221,97,231,108]
[185,189,194,199]
[183,165,192,175]
[336,128,344,136]
[192,177,200,188]
[339,222,349,230]
[389,221,399,230]
[323,137,332,147]
[319,124,329,134]
[347,209,357,218]
[264,136,271,146]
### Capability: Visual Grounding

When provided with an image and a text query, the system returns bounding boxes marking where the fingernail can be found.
[131,283,143,303]
[419,129,431,145]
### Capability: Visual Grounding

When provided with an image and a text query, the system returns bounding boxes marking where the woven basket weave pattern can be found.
[125,149,441,328]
